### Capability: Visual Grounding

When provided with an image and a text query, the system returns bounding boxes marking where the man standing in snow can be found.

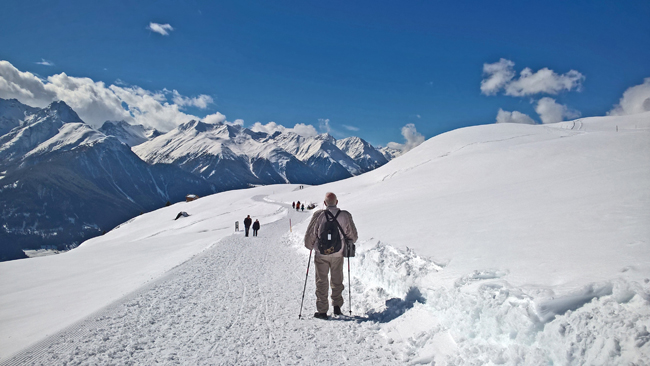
[252,219,260,237]
[244,215,252,237]
[304,192,358,319]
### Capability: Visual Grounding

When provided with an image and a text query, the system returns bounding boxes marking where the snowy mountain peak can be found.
[336,136,389,172]
[40,100,83,124]
[26,122,113,158]
[0,98,39,136]
[99,120,161,147]
[0,100,84,165]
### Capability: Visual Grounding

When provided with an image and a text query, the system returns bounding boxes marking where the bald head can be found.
[324,192,338,207]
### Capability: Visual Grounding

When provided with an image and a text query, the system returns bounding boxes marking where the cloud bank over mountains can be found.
[0,60,420,150]
[0,60,221,131]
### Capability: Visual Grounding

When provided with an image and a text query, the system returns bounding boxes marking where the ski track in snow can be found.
[1,200,398,366]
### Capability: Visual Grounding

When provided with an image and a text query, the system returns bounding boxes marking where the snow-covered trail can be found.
[1,197,397,365]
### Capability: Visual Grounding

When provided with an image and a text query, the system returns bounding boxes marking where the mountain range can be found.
[0,98,393,261]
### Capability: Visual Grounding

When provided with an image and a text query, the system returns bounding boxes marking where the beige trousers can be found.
[314,255,344,313]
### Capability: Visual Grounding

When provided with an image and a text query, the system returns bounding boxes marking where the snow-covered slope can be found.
[1,112,648,364]
[98,120,161,147]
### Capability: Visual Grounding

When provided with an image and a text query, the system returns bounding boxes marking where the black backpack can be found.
[318,210,344,255]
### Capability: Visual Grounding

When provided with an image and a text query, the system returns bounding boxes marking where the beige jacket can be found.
[304,206,358,257]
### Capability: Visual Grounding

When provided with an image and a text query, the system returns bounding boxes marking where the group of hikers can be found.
[242,215,261,237]
[292,201,305,211]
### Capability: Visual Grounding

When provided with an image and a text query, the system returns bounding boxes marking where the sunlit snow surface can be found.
[1,113,649,365]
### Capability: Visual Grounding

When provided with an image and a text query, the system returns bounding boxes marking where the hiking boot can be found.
[314,312,328,320]
[333,306,342,315]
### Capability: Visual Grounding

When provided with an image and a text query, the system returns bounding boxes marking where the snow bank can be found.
[274,112,650,364]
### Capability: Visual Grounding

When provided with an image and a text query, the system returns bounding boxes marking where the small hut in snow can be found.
[186,194,199,202]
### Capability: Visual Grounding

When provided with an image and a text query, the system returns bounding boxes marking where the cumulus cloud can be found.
[203,112,227,124]
[481,58,515,96]
[170,89,213,109]
[250,121,318,138]
[0,60,224,131]
[481,59,584,97]
[147,22,174,36]
[0,60,57,107]
[495,109,536,124]
[387,123,425,153]
[505,68,584,97]
[35,59,54,66]
[608,78,650,116]
[535,97,581,124]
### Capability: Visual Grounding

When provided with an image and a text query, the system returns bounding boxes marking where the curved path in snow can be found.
[1,197,399,365]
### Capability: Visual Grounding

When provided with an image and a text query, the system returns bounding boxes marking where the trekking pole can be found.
[348,257,352,316]
[298,249,313,319]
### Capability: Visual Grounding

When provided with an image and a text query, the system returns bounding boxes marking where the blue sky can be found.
[1,0,649,146]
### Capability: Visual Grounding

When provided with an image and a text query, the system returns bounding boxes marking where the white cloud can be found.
[608,78,650,116]
[292,123,319,137]
[416,114,421,119]
[505,68,584,97]
[35,59,54,66]
[147,22,174,36]
[387,123,425,153]
[171,90,213,109]
[49,72,132,125]
[318,118,331,134]
[0,60,57,107]
[535,97,581,124]
[495,109,536,124]
[342,124,360,131]
[481,58,515,96]
[481,59,584,97]
[203,112,226,124]
[0,60,226,132]
[249,121,318,138]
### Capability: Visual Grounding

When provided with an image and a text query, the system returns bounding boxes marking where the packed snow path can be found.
[1,198,398,365]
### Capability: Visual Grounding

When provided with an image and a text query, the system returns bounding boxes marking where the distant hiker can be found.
[304,192,358,319]
[244,215,252,237]
[296,201,301,212]
[292,202,296,209]
[301,203,305,212]
[252,219,260,236]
